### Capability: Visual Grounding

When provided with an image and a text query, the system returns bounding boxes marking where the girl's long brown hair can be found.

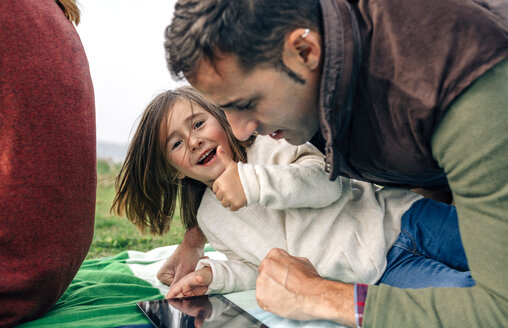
[111,86,254,235]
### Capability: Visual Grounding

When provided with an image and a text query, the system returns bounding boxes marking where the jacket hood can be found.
[318,0,362,180]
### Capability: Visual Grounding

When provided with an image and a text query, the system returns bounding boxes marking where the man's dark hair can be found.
[164,0,321,81]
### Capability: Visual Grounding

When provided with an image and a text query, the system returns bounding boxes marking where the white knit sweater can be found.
[196,136,421,294]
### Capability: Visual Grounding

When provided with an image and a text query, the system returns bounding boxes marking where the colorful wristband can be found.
[354,284,368,328]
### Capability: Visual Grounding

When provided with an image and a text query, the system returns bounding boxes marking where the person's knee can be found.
[432,271,475,288]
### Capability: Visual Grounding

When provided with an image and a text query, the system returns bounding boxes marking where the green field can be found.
[87,159,186,259]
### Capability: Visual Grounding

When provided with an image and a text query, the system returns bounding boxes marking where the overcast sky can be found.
[76,0,186,145]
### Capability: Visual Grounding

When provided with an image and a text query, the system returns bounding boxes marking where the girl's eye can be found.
[193,120,204,129]
[172,140,182,150]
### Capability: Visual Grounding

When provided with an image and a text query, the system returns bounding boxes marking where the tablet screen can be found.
[137,294,268,328]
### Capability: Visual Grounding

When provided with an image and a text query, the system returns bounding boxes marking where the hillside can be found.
[97,141,128,163]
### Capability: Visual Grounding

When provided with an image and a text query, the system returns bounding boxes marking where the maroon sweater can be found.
[0,1,96,326]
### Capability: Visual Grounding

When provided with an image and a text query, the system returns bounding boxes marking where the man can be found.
[0,0,96,326]
[160,0,508,326]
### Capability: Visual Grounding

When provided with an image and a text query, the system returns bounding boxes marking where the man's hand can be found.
[212,146,247,211]
[157,226,206,286]
[256,248,356,327]
[166,267,213,299]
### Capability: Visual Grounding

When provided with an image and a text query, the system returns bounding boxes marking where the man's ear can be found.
[282,28,321,71]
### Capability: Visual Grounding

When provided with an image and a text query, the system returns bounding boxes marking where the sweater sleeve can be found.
[196,234,258,294]
[238,140,345,209]
[364,59,508,326]
[196,258,258,295]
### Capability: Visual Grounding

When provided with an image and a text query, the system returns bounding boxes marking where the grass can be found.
[86,159,186,259]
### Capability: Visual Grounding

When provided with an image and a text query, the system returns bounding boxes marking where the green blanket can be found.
[18,245,215,328]
[20,245,343,328]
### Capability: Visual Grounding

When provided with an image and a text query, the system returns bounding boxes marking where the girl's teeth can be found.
[200,150,211,162]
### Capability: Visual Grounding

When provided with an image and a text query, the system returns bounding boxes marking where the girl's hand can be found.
[212,146,247,211]
[166,267,213,299]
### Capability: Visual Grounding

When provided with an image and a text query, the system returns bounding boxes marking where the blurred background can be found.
[76,0,187,258]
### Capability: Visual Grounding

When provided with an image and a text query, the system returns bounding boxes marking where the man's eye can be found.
[172,140,182,150]
[236,100,254,111]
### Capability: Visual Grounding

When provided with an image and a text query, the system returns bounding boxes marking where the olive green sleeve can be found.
[363,58,508,327]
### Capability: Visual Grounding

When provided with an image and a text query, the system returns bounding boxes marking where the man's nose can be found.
[225,111,258,141]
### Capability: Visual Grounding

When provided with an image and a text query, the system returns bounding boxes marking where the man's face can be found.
[188,54,321,145]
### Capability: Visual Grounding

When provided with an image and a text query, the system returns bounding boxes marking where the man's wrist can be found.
[182,226,207,249]
[306,278,356,327]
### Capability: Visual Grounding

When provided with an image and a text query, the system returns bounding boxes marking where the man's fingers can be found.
[258,248,290,282]
[157,264,176,286]
[160,273,175,286]
[266,248,290,259]
[256,273,280,311]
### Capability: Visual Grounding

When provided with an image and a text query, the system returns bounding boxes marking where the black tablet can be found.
[137,294,268,328]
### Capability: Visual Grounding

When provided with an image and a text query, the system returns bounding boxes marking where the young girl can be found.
[112,86,473,298]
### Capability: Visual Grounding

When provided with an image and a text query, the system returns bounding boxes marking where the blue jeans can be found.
[377,198,475,288]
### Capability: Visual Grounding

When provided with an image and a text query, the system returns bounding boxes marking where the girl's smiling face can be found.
[161,99,234,186]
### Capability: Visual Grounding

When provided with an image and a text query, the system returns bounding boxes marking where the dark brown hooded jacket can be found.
[318,0,508,189]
